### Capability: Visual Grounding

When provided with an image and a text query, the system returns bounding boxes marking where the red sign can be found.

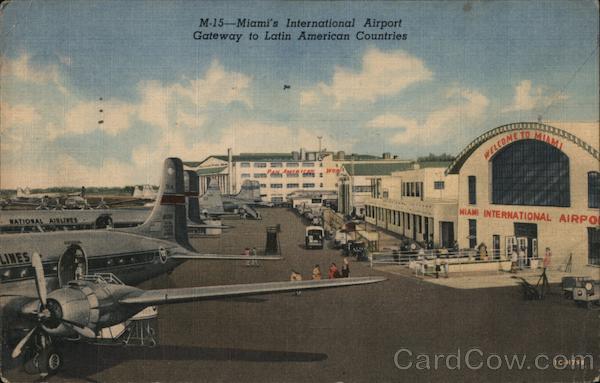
[459,207,599,225]
[484,131,564,160]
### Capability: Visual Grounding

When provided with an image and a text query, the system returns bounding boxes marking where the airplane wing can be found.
[170,252,282,261]
[187,223,232,230]
[118,277,385,306]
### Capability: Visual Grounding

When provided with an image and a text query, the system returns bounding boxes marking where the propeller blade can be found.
[59,319,95,338]
[31,252,47,307]
[11,327,37,359]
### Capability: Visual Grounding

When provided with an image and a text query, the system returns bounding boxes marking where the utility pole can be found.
[317,136,323,153]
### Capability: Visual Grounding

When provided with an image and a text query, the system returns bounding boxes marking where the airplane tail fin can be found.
[236,180,261,201]
[131,158,190,249]
[198,179,225,215]
[184,170,201,223]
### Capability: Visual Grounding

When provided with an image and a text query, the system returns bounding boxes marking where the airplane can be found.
[0,208,149,234]
[183,170,230,236]
[0,172,227,235]
[8,188,92,210]
[0,158,385,380]
[132,184,157,200]
[198,179,272,220]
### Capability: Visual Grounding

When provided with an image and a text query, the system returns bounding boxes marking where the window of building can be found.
[468,219,477,249]
[270,183,283,189]
[468,176,476,205]
[270,162,283,167]
[319,173,323,178]
[401,182,405,196]
[415,183,421,197]
[260,183,267,188]
[287,173,299,178]
[241,173,251,178]
[491,140,570,207]
[302,162,314,167]
[353,185,372,193]
[319,183,323,188]
[302,183,315,188]
[255,163,267,168]
[240,162,250,168]
[589,228,600,266]
[271,196,284,203]
[270,173,283,178]
[302,172,315,177]
[254,173,267,178]
[434,181,445,190]
[287,183,299,188]
[286,162,299,167]
[589,171,599,208]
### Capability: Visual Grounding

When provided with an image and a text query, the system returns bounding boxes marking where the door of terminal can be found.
[440,221,454,249]
[514,222,538,263]
[492,235,500,260]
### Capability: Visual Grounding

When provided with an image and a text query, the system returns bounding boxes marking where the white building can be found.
[185,149,409,204]
[363,162,459,248]
[337,162,415,218]
[447,121,599,269]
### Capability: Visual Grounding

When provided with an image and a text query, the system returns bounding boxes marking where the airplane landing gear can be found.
[23,336,62,377]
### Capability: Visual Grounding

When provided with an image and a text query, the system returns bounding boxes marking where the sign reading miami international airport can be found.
[0,1,598,382]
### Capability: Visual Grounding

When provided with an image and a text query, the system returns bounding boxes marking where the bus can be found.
[305,226,325,249]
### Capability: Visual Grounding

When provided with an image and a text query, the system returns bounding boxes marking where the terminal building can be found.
[447,121,599,269]
[361,161,459,248]
[361,121,599,269]
[184,149,409,204]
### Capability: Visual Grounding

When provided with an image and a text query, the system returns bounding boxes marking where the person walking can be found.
[341,257,350,278]
[543,247,552,270]
[312,264,322,280]
[290,270,302,295]
[244,247,251,266]
[511,247,518,273]
[250,247,259,267]
[328,263,339,279]
[518,247,526,269]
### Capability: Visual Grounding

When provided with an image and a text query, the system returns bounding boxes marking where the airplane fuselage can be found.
[0,209,150,233]
[0,229,183,300]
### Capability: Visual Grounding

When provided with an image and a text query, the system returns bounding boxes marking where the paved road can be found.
[8,208,600,382]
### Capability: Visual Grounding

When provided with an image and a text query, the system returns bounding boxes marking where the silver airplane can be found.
[198,179,272,220]
[0,172,226,235]
[0,158,384,381]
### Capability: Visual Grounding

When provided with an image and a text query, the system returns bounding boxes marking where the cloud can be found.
[366,87,489,144]
[172,60,252,109]
[1,52,67,94]
[0,102,41,129]
[0,154,143,188]
[301,48,432,107]
[51,100,137,139]
[502,80,568,112]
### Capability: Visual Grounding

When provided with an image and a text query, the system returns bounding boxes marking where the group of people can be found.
[290,257,350,285]
[510,246,552,273]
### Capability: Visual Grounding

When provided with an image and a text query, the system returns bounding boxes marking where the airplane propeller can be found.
[11,253,95,361]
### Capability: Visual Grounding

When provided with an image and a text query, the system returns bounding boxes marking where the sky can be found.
[0,0,598,188]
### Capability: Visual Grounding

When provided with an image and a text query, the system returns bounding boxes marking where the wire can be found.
[541,44,599,117]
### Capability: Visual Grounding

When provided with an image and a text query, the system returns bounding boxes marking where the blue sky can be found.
[1,0,598,187]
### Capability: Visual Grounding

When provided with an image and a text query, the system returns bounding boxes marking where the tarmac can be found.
[6,208,600,383]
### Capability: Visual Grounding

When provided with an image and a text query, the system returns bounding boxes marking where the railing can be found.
[82,273,125,285]
[370,248,522,276]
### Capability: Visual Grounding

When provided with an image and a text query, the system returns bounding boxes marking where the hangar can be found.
[447,121,599,269]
